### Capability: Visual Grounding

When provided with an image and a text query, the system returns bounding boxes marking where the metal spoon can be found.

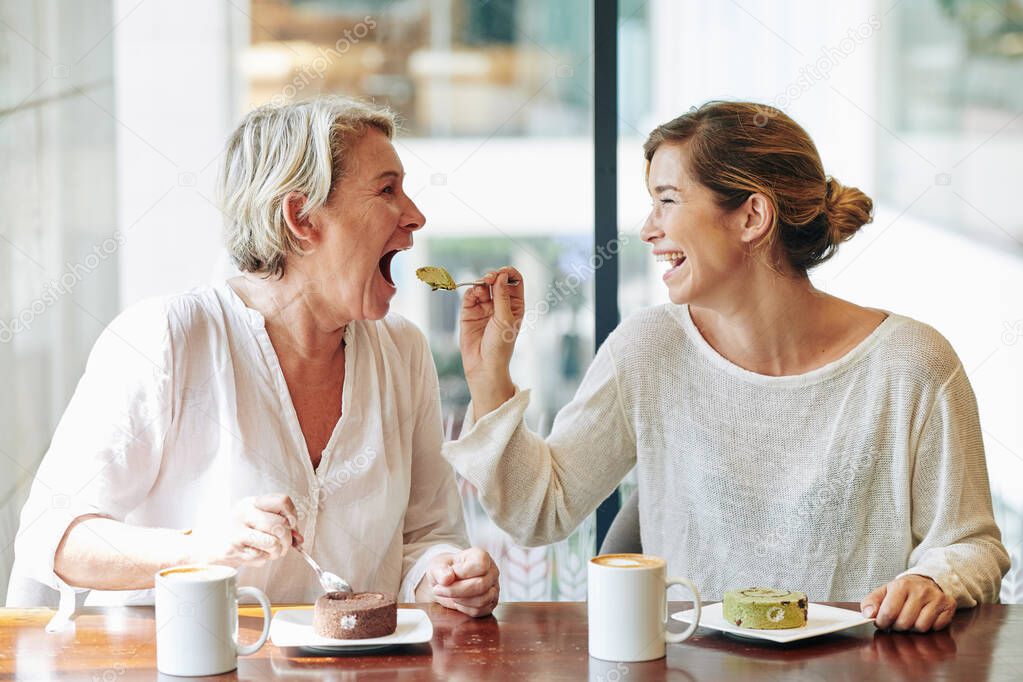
[294,544,352,594]
[416,266,520,291]
[452,278,521,289]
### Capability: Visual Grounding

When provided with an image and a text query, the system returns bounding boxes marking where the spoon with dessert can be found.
[416,266,520,291]
[293,543,352,594]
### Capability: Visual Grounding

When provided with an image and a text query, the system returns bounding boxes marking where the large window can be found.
[243,0,597,600]
[616,0,1023,604]
[1,0,1018,605]
[879,0,1023,604]
[0,0,119,599]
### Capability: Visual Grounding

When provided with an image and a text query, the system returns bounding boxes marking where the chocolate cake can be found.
[722,587,808,629]
[313,591,397,640]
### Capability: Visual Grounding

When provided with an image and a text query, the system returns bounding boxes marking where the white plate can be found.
[270,608,433,653]
[672,601,873,643]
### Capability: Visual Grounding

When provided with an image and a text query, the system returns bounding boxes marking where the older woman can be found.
[446,101,1008,632]
[7,97,499,618]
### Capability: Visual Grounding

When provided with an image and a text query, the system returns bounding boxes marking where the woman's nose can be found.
[403,197,426,232]
[640,212,662,243]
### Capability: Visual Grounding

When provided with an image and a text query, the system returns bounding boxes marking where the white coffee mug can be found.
[587,553,702,662]
[154,564,272,676]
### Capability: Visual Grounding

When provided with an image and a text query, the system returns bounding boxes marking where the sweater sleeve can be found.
[899,365,1010,606]
[442,335,636,547]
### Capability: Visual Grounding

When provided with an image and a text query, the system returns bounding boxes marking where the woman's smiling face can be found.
[298,127,425,322]
[640,142,750,307]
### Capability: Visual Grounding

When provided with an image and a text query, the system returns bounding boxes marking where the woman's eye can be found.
[659,198,675,205]
[381,185,395,195]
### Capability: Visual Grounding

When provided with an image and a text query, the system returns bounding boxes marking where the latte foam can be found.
[159,565,233,582]
[590,553,664,569]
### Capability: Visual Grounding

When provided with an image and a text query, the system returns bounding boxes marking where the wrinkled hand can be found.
[459,268,524,413]
[189,493,303,568]
[861,575,956,632]
[425,548,500,618]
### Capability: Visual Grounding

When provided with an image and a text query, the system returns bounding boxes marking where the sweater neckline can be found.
[671,304,900,387]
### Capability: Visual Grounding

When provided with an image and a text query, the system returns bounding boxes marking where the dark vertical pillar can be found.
[593,0,620,551]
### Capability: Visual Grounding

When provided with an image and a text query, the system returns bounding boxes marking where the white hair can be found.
[218,96,396,278]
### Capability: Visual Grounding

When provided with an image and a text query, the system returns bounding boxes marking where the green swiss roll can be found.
[722,587,808,629]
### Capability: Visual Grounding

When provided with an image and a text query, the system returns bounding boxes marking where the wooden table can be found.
[0,602,1020,680]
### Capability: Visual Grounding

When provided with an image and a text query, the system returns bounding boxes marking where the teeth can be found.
[655,251,686,262]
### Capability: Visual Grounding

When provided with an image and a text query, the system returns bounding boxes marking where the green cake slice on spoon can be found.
[415,266,458,291]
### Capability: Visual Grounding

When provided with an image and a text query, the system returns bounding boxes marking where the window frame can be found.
[593,0,621,548]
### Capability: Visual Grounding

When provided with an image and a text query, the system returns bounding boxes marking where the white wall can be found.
[114,0,249,306]
[1,0,118,599]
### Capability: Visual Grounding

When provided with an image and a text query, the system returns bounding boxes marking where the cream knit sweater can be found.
[443,304,1009,604]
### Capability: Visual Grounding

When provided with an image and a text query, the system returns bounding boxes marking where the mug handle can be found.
[236,586,272,656]
[664,577,701,644]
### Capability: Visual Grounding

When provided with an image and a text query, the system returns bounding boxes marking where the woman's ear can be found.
[281,191,320,247]
[739,192,774,246]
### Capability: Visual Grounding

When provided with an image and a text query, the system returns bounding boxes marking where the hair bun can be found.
[824,177,873,245]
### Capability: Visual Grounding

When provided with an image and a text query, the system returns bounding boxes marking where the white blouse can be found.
[444,304,1009,605]
[7,282,466,608]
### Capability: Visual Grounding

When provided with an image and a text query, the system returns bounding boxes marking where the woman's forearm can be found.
[448,338,635,546]
[54,515,194,590]
[466,371,516,418]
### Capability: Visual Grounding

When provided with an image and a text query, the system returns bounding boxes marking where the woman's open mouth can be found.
[379,250,399,288]
[656,251,687,281]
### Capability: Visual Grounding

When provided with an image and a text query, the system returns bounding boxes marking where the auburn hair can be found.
[643,101,873,272]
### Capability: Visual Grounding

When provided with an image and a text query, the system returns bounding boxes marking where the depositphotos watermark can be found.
[1001,320,1023,346]
[291,445,379,523]
[269,15,377,106]
[90,664,125,682]
[0,231,126,344]
[753,444,878,559]
[511,235,629,341]
[589,660,630,681]
[754,15,882,126]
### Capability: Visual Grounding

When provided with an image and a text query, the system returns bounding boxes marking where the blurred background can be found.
[1,0,1020,603]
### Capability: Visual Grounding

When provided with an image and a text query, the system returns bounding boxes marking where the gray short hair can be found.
[218,96,396,278]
